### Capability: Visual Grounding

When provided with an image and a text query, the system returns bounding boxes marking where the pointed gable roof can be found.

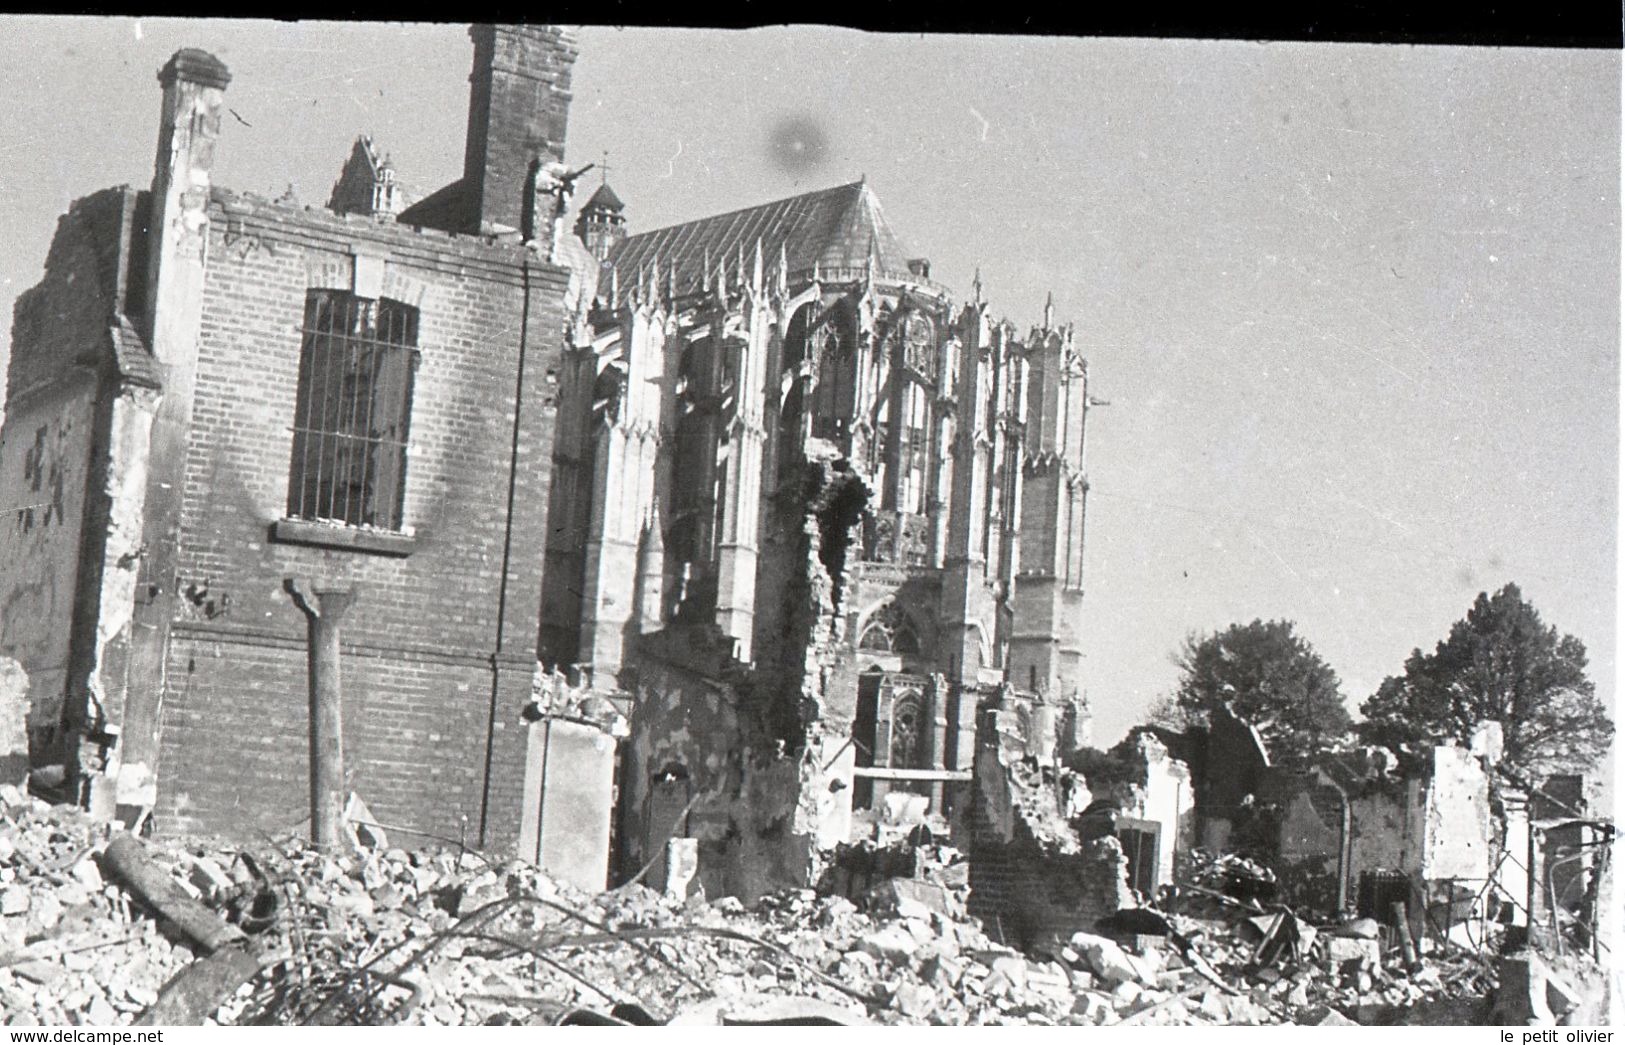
[581,181,625,213]
[604,180,915,305]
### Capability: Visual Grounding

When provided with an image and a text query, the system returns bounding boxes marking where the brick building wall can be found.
[150,190,570,850]
[963,728,1131,956]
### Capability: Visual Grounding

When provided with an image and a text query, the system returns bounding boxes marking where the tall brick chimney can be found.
[143,48,230,332]
[462,24,577,236]
[115,47,231,820]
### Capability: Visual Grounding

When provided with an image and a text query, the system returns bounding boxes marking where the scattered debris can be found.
[0,782,1600,1026]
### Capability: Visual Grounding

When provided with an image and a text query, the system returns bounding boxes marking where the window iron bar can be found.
[287,290,417,531]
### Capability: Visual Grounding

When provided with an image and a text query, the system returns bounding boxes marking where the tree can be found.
[1173,619,1353,765]
[1357,583,1610,776]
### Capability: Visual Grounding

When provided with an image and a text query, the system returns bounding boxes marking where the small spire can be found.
[1043,291,1055,330]
[776,239,789,297]
[645,496,664,545]
[702,244,712,291]
[751,237,764,296]
[972,267,984,306]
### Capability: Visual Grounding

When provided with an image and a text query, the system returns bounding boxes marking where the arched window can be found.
[810,306,857,442]
[774,305,814,485]
[889,689,925,769]
[671,340,715,569]
[591,363,625,426]
[857,600,924,657]
[886,310,937,515]
[903,312,938,382]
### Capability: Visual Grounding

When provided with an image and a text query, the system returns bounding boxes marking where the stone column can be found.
[288,581,355,849]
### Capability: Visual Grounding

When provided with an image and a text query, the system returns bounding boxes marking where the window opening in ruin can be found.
[858,600,922,657]
[881,311,936,517]
[889,689,925,769]
[287,289,418,530]
[1356,869,1411,926]
[643,764,691,894]
[1117,817,1162,896]
[810,313,855,443]
[852,670,883,809]
[591,364,625,423]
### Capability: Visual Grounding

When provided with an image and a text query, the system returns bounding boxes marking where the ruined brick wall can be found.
[964,727,1132,956]
[613,450,869,903]
[152,191,569,851]
[750,453,866,740]
[0,189,139,764]
[619,632,746,884]
[0,379,97,756]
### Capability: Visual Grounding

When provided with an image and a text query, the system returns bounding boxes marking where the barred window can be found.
[287,290,418,530]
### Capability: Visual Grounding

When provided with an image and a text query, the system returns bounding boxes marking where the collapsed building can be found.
[1073,706,1611,963]
[0,25,1101,907]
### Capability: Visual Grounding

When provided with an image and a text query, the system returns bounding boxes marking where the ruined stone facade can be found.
[534,168,1097,890]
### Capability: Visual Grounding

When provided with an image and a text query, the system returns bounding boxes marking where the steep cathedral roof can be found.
[605,180,918,303]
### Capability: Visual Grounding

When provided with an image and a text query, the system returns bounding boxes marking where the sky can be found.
[0,19,1617,746]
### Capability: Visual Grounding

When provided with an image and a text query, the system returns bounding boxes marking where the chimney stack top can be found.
[158,48,231,90]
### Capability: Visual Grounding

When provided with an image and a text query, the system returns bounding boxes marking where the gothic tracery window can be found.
[890,310,936,515]
[779,303,857,452]
[903,312,937,381]
[810,308,856,442]
[857,600,922,657]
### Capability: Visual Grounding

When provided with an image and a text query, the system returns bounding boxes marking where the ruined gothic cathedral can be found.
[0,24,1094,896]
[545,178,1097,795]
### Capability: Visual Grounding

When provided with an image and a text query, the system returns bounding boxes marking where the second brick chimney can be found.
[461,24,578,236]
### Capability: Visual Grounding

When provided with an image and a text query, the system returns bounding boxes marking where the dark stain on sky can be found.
[768,114,829,176]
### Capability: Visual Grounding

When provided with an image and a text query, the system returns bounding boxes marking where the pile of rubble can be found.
[1160,853,1502,1026]
[0,785,1524,1026]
